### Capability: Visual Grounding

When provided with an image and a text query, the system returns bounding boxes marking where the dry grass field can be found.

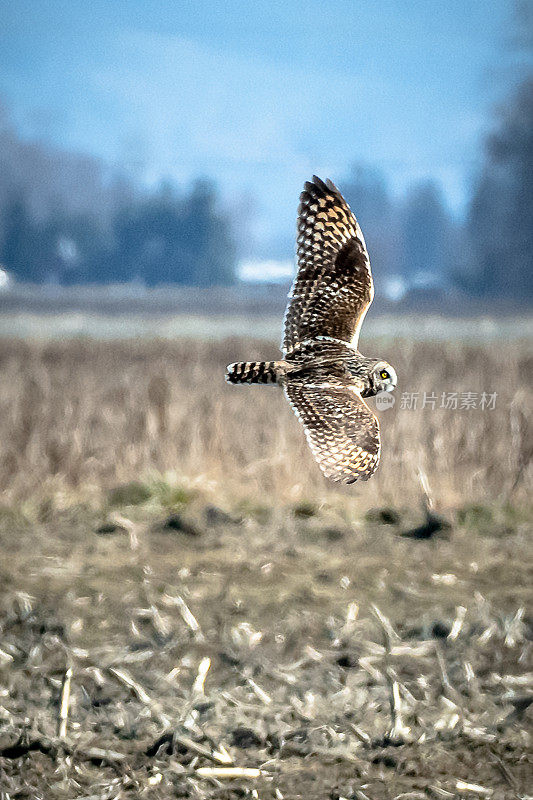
[0,336,531,509]
[0,335,531,799]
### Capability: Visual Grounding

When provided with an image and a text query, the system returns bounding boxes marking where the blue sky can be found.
[0,0,517,256]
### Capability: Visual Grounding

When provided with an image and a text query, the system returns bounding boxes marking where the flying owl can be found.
[225,176,397,484]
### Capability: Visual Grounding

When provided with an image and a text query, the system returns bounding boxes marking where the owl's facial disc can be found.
[372,362,397,393]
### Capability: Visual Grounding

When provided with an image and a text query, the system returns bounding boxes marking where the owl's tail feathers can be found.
[225,360,282,385]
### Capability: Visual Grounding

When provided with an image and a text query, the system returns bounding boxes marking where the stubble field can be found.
[0,335,531,799]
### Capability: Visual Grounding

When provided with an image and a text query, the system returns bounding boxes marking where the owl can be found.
[226,176,397,484]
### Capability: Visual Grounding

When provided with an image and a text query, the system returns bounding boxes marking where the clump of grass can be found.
[292,500,320,518]
[457,503,494,527]
[108,481,152,507]
[235,499,271,524]
[148,480,196,509]
[365,507,402,525]
[0,505,30,529]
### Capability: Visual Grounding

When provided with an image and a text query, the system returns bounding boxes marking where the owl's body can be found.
[226,339,384,397]
[226,176,397,484]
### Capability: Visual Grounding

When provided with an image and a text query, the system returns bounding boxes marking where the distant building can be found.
[238,259,294,284]
[0,266,12,291]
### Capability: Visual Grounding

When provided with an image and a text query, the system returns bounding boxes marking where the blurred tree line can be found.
[0,67,531,297]
[463,77,533,300]
[334,69,533,303]
[342,3,533,303]
[0,106,236,286]
[340,167,457,297]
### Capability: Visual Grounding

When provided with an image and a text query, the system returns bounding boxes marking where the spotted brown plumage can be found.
[283,176,373,354]
[225,176,397,484]
[283,377,380,483]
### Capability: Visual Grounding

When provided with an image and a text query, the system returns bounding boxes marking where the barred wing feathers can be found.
[284,376,381,483]
[283,176,374,354]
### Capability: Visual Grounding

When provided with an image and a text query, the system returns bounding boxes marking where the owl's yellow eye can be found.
[380,370,389,380]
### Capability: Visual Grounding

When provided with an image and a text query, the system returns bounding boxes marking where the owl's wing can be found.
[284,377,380,483]
[282,176,373,355]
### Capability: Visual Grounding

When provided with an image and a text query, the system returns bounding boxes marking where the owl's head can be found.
[370,361,397,394]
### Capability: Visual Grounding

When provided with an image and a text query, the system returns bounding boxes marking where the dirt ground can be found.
[0,499,531,799]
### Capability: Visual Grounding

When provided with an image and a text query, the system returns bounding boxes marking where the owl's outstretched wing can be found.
[284,377,380,483]
[282,176,373,355]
